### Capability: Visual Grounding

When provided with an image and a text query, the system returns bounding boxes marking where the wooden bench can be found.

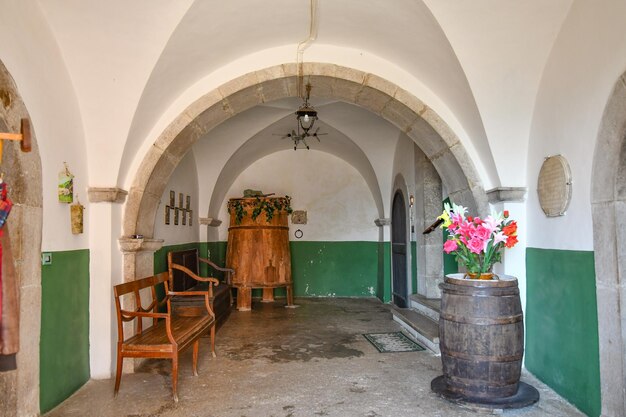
[113,272,216,402]
[167,249,234,327]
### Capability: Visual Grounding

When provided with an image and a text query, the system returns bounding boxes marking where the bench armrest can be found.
[169,263,220,286]
[199,257,235,274]
[199,257,235,285]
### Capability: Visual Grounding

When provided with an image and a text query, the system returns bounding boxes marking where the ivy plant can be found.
[227,196,292,225]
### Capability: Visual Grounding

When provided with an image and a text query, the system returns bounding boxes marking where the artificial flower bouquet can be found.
[438,201,518,278]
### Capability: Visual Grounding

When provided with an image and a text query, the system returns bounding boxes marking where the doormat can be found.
[363,332,425,353]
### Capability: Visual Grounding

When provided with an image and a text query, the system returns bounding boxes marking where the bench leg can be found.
[210,324,216,358]
[192,340,199,376]
[113,353,123,396]
[171,356,179,402]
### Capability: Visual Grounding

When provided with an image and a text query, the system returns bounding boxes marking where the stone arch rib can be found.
[591,72,626,417]
[124,63,487,238]
[0,59,43,417]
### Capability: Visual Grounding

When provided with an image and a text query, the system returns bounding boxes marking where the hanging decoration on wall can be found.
[0,175,18,370]
[0,175,14,324]
[164,191,193,226]
[165,204,171,225]
[0,175,12,229]
[0,118,31,164]
[70,195,84,234]
[291,210,307,224]
[58,162,74,203]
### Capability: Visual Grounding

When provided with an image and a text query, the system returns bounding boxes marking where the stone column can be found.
[415,146,443,298]
[118,236,163,372]
[375,218,391,302]
[87,187,127,379]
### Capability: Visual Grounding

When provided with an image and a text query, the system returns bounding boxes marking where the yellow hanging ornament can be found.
[70,194,84,234]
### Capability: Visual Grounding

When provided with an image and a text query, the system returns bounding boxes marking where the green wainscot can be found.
[40,249,90,413]
[525,248,600,417]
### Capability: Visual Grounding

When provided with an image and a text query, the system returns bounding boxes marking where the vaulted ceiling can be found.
[36,0,573,190]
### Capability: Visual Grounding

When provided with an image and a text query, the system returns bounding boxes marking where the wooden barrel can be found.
[439,273,524,400]
[226,197,292,290]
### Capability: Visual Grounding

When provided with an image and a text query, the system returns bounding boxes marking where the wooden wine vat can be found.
[226,197,294,311]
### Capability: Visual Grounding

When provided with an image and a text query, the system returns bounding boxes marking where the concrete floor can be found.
[46,298,584,417]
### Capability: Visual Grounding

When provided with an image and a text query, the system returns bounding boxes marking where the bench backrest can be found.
[113,272,169,338]
[169,249,200,292]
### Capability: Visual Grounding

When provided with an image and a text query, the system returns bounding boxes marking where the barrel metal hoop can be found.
[440,313,523,325]
[440,348,524,363]
[441,286,519,297]
[445,374,520,388]
[228,225,290,231]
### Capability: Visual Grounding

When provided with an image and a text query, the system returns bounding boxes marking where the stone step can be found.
[390,305,440,354]
[409,294,441,322]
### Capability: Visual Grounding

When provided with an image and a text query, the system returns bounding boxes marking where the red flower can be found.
[505,234,518,248]
[504,210,510,218]
[502,221,517,236]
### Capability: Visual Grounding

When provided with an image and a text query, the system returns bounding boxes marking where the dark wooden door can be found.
[392,191,408,308]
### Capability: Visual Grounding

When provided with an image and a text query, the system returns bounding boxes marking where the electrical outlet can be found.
[41,252,52,266]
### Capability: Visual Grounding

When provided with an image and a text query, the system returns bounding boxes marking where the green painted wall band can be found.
[525,247,600,417]
[40,249,90,413]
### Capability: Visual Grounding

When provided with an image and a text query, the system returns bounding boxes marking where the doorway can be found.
[392,191,408,308]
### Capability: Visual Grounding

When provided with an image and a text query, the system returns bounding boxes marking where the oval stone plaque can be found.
[537,155,572,217]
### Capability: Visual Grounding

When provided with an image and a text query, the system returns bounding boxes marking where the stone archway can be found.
[0,60,43,417]
[121,62,489,312]
[592,72,626,417]
[123,63,488,243]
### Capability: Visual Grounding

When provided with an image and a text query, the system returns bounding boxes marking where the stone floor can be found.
[46,298,585,417]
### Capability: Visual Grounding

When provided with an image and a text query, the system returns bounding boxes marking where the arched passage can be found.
[591,71,626,417]
[0,60,43,417]
[206,116,384,221]
[123,63,488,242]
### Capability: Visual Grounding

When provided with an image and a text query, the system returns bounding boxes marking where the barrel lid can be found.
[444,273,518,288]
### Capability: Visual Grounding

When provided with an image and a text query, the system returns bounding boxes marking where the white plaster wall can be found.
[38,0,194,186]
[425,0,571,185]
[154,151,200,245]
[317,102,401,218]
[0,2,88,251]
[193,105,294,219]
[527,1,626,251]
[216,150,379,242]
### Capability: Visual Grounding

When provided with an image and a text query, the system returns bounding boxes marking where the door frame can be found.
[391,179,412,308]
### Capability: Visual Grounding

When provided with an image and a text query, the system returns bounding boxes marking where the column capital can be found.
[199,217,222,227]
[88,187,128,203]
[486,187,527,204]
[118,236,164,253]
[374,218,391,227]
